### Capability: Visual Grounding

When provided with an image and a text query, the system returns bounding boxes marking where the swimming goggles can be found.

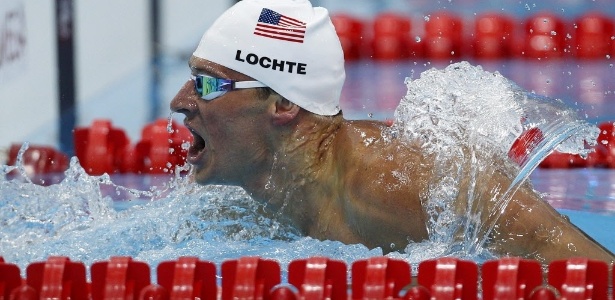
[191,74,267,101]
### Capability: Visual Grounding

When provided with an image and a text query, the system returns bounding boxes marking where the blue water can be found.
[531,169,615,251]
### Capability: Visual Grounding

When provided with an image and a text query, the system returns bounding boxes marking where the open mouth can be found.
[187,127,207,163]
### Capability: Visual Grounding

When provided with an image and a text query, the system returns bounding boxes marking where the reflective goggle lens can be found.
[192,75,231,101]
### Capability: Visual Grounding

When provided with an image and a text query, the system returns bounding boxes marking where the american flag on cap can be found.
[254,8,307,43]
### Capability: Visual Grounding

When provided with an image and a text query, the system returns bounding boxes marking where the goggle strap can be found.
[234,81,267,89]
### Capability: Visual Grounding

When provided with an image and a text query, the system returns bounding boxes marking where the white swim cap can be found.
[193,0,345,116]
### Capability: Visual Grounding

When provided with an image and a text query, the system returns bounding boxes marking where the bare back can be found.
[318,119,614,263]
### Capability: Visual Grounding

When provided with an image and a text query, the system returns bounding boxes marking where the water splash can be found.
[0,62,598,274]
[390,61,598,257]
[0,148,382,274]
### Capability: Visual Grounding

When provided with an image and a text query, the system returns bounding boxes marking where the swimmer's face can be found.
[170,56,271,185]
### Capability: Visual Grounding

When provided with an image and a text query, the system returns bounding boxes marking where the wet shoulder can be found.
[334,120,430,212]
[334,120,429,177]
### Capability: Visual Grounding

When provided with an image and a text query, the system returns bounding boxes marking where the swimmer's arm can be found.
[488,175,615,264]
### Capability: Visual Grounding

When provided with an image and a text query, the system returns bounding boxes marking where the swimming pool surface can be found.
[1,59,615,276]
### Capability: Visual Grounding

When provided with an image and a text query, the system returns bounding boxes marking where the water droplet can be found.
[415,36,422,43]
[550,31,557,36]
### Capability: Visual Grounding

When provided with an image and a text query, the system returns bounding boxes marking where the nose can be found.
[170,80,199,118]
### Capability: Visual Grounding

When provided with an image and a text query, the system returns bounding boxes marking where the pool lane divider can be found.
[2,120,615,183]
[1,255,614,300]
[333,11,615,61]
[4,118,192,183]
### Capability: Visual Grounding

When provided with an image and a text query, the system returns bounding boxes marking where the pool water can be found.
[1,60,615,274]
[530,168,615,251]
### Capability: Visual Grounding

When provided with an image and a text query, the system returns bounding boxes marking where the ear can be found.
[271,98,300,126]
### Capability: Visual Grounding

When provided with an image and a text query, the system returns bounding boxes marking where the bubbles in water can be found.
[388,61,598,256]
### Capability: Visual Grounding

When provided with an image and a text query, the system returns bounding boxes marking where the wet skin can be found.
[170,56,615,263]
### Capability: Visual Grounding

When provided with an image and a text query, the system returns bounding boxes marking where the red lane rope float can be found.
[155,256,217,300]
[505,121,615,169]
[289,257,346,300]
[481,257,542,300]
[6,143,69,185]
[351,257,410,299]
[5,119,615,178]
[134,118,192,174]
[0,257,22,300]
[522,12,569,59]
[330,10,615,61]
[470,13,517,60]
[572,13,615,60]
[2,256,614,300]
[22,256,89,300]
[5,120,615,181]
[422,11,464,60]
[221,257,281,300]
[91,256,151,300]
[370,12,415,61]
[73,118,192,175]
[330,14,366,61]
[74,119,130,175]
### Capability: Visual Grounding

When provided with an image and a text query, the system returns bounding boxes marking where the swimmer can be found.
[170,0,614,263]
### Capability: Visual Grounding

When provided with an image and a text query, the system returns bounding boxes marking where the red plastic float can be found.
[422,11,463,60]
[0,257,22,300]
[548,257,609,300]
[74,119,131,175]
[156,256,217,300]
[23,256,89,300]
[351,257,411,300]
[540,121,615,169]
[522,12,568,59]
[91,256,152,300]
[572,12,614,59]
[330,14,365,61]
[417,257,478,300]
[471,13,516,59]
[508,127,545,165]
[481,257,542,300]
[6,143,69,185]
[371,12,415,60]
[134,118,192,174]
[288,257,346,300]
[3,256,615,299]
[221,257,281,300]
[73,118,192,175]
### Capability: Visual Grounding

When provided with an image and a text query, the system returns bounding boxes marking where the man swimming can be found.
[170,0,614,263]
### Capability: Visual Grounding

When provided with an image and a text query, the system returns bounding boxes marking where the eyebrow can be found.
[188,60,220,76]
[190,65,213,75]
